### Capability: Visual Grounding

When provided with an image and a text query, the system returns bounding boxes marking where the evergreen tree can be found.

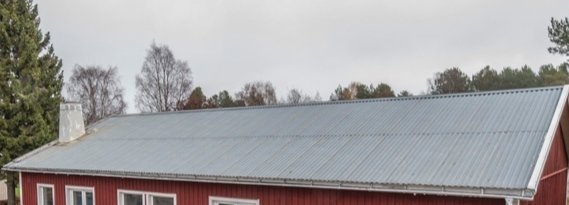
[548,17,569,61]
[331,82,397,100]
[429,67,471,94]
[0,0,63,174]
[372,83,395,98]
[539,64,569,86]
[472,66,501,91]
[397,90,412,97]
[499,65,542,89]
[354,83,373,99]
[179,87,207,110]
[208,90,238,108]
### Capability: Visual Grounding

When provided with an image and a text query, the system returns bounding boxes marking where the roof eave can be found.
[1,140,59,170]
[3,167,535,200]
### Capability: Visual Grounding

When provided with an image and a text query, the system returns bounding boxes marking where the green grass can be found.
[15,186,19,198]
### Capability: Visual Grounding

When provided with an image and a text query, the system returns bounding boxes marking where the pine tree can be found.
[472,66,501,91]
[179,87,207,110]
[428,67,471,94]
[0,0,63,175]
[548,17,569,61]
[206,90,238,108]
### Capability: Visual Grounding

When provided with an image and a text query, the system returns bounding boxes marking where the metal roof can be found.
[4,86,567,199]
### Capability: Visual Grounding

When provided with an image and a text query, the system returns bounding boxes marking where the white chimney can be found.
[59,102,85,143]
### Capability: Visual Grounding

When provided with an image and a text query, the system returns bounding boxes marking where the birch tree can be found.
[67,65,127,124]
[135,42,193,112]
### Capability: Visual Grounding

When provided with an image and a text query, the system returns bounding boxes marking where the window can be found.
[37,184,55,205]
[209,196,259,205]
[66,186,95,205]
[118,190,176,205]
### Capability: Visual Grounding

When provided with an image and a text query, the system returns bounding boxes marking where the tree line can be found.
[428,63,569,95]
[68,42,327,125]
[68,57,569,125]
[65,17,569,126]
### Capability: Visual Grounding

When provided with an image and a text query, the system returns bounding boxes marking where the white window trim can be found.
[209,196,260,205]
[37,183,55,205]
[117,189,177,205]
[147,192,177,205]
[117,190,147,205]
[65,185,95,205]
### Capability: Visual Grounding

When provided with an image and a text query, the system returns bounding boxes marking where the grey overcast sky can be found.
[37,0,568,113]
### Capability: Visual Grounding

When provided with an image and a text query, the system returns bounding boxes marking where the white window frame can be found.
[209,196,259,205]
[65,185,95,205]
[37,183,55,205]
[117,189,177,205]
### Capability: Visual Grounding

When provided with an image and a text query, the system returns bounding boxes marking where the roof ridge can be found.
[107,85,564,119]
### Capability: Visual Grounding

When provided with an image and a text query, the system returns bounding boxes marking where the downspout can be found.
[19,172,23,205]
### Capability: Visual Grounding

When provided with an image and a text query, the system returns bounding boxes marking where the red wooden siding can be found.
[21,172,503,205]
[521,126,568,205]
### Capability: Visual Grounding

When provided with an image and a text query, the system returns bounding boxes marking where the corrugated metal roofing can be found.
[3,86,565,196]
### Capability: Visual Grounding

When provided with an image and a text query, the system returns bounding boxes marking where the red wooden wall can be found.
[21,172,503,205]
[521,126,568,205]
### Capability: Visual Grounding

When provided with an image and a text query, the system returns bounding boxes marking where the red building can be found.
[3,86,569,205]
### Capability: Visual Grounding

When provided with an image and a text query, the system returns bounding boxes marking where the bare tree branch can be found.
[286,88,320,104]
[67,65,127,125]
[236,81,277,106]
[135,42,193,112]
